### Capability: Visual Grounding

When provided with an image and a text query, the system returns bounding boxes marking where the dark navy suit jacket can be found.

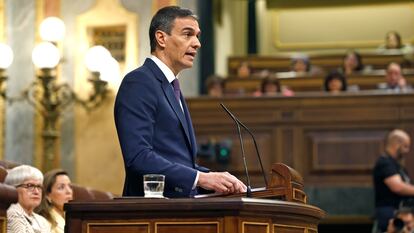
[114,58,208,198]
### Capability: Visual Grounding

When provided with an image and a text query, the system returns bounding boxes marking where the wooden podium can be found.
[65,164,325,233]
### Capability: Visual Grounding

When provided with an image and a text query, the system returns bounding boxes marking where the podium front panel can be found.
[65,198,324,233]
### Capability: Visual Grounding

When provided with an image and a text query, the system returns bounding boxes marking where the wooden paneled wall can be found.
[187,92,414,188]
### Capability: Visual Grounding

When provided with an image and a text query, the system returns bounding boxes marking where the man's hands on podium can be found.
[198,172,247,194]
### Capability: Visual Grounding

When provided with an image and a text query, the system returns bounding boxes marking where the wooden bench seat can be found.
[228,52,411,75]
[224,70,414,93]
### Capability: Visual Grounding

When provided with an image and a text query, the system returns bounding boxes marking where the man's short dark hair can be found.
[149,6,197,52]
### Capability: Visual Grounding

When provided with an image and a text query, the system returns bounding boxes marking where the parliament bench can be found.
[224,70,414,93]
[228,52,411,75]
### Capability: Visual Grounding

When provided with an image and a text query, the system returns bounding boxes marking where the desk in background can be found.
[187,92,414,226]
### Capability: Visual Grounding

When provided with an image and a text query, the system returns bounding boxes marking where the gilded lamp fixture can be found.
[0,17,119,172]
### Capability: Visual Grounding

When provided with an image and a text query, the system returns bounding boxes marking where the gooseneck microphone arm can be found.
[235,119,252,197]
[233,117,268,187]
[220,103,252,197]
[220,103,268,190]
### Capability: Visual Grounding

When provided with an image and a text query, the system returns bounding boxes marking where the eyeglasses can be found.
[15,183,43,192]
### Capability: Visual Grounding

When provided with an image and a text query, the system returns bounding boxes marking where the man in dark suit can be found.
[114,6,246,198]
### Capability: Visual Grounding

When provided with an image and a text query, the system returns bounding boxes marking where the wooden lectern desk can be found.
[65,164,325,233]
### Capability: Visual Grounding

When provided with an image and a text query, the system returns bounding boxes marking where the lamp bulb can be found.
[100,56,120,84]
[84,46,112,72]
[40,17,66,42]
[0,43,14,69]
[32,42,61,69]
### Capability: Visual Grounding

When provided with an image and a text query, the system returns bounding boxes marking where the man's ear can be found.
[155,30,167,49]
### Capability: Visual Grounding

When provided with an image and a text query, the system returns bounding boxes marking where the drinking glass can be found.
[143,174,165,198]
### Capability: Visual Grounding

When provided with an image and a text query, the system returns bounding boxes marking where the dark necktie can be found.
[172,78,181,102]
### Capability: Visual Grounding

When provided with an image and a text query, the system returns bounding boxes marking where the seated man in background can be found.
[378,62,410,91]
[373,129,414,232]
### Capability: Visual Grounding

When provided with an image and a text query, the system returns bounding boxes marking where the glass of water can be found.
[143,174,165,198]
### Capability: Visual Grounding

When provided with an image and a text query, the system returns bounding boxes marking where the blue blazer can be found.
[114,58,208,198]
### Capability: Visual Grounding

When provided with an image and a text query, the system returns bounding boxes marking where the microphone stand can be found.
[233,118,268,187]
[235,120,252,197]
[221,103,255,197]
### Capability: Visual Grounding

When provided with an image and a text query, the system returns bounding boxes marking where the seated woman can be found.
[236,61,252,78]
[291,56,310,74]
[205,75,225,97]
[253,76,294,97]
[36,169,73,233]
[377,31,413,54]
[261,76,280,96]
[324,71,347,93]
[340,50,365,75]
[4,165,51,232]
[290,55,324,76]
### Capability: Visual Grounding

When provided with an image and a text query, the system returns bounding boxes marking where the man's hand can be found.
[197,172,247,194]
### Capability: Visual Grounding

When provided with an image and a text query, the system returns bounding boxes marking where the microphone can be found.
[220,103,252,197]
[220,103,268,194]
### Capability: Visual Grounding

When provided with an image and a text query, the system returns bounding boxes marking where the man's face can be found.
[386,64,402,87]
[400,137,411,153]
[162,17,201,74]
[396,136,411,160]
[398,212,414,232]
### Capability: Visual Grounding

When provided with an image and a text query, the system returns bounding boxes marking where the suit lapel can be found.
[162,81,193,148]
[181,96,197,157]
[145,59,193,152]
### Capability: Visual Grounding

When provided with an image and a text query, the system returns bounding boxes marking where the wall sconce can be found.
[0,17,117,172]
[0,43,13,98]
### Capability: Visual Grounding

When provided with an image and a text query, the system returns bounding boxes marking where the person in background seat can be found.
[378,63,411,91]
[290,55,324,77]
[36,169,73,233]
[205,75,225,97]
[236,61,252,78]
[339,50,365,76]
[324,71,347,93]
[253,76,294,97]
[377,31,413,54]
[4,165,51,233]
